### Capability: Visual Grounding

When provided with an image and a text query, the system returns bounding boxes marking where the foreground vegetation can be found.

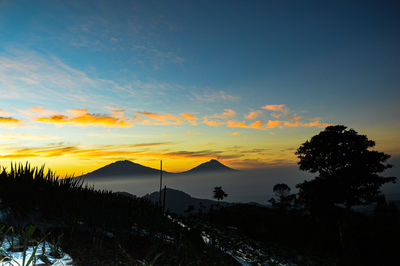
[183,125,399,265]
[184,202,399,265]
[0,163,237,265]
[0,125,397,265]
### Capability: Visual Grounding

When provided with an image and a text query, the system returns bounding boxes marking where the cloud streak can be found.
[0,143,240,162]
[180,113,198,125]
[190,90,240,103]
[0,115,26,128]
[0,133,61,140]
[211,109,236,119]
[135,111,200,126]
[35,108,132,128]
[6,103,330,132]
[0,117,23,123]
[200,105,329,130]
[262,104,288,113]
[136,111,183,125]
[245,110,263,119]
[0,50,181,109]
[226,120,263,129]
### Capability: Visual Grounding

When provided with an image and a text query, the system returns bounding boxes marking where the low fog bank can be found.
[84,158,400,204]
[84,166,312,204]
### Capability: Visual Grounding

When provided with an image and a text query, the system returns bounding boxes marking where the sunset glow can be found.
[0,0,399,176]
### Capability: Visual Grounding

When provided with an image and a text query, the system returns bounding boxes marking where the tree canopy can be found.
[213,186,228,201]
[273,183,291,199]
[296,125,396,211]
[269,183,295,210]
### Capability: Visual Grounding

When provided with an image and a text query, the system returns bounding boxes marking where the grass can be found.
[0,162,238,265]
[0,163,165,231]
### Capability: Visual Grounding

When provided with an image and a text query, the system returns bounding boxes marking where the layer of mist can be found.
[85,166,312,204]
[85,156,400,204]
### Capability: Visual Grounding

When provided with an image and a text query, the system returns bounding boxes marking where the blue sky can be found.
[0,0,399,174]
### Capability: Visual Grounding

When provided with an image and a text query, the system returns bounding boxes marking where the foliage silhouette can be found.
[204,201,400,265]
[295,125,396,211]
[0,163,237,265]
[181,125,400,265]
[269,183,296,210]
[213,186,228,202]
[273,184,290,198]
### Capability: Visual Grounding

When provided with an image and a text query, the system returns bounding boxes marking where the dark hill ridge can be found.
[79,159,235,179]
[144,188,230,214]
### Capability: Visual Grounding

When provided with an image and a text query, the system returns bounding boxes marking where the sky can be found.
[0,0,399,176]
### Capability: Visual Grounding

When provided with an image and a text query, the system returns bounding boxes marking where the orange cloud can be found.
[141,150,240,160]
[137,111,183,125]
[306,120,332,128]
[36,109,131,128]
[245,110,262,119]
[134,115,152,125]
[180,113,198,125]
[232,132,240,136]
[203,116,225,126]
[211,109,236,119]
[262,104,289,116]
[226,120,246,128]
[283,119,330,128]
[0,145,78,159]
[262,104,287,112]
[0,115,28,128]
[134,112,200,126]
[30,106,56,116]
[283,121,301,127]
[138,112,181,122]
[67,108,89,117]
[0,142,241,164]
[250,120,263,128]
[16,106,56,117]
[0,117,23,123]
[222,109,236,117]
[226,120,263,129]
[264,120,283,129]
[180,113,197,120]
[307,120,321,127]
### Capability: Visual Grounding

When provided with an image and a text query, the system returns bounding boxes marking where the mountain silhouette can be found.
[183,159,235,174]
[78,159,234,179]
[79,160,166,179]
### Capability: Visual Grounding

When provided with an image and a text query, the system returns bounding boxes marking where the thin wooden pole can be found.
[163,185,167,213]
[159,160,162,206]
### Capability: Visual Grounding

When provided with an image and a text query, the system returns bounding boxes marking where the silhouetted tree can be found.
[296,125,396,212]
[273,183,290,199]
[213,186,227,202]
[269,183,296,210]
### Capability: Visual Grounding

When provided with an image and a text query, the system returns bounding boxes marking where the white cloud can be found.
[0,49,178,108]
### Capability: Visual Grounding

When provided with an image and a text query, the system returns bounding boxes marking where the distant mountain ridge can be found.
[182,159,235,174]
[79,160,168,179]
[78,159,235,179]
